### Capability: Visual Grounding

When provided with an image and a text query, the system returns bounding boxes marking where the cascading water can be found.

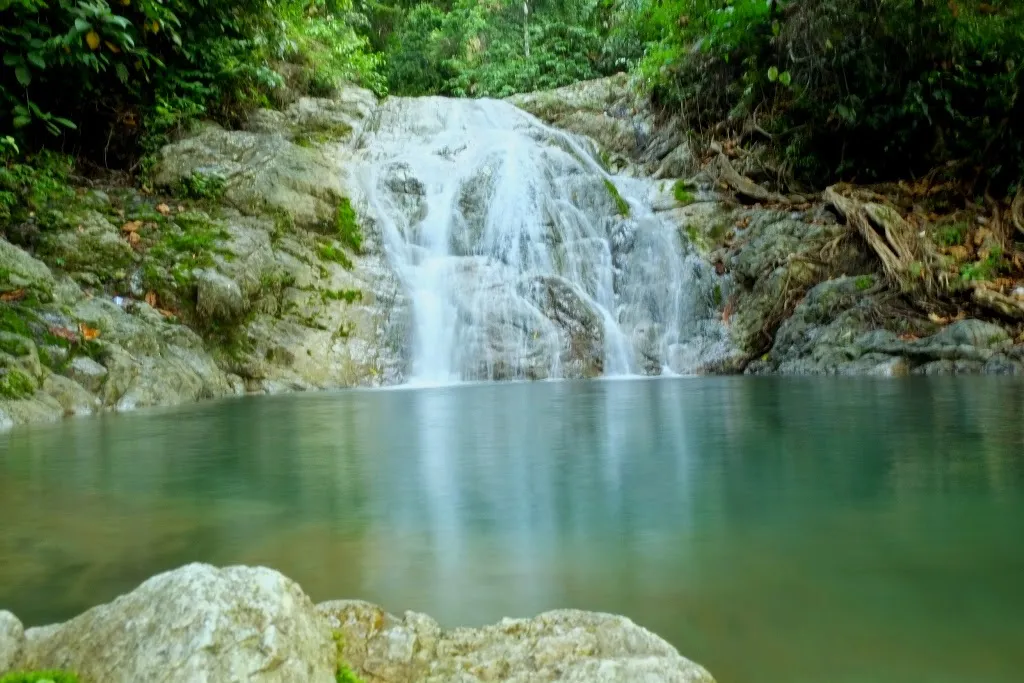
[355,96,730,384]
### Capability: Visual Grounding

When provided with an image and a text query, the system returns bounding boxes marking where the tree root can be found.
[971,286,1024,321]
[715,153,792,205]
[824,184,948,294]
[1012,185,1024,237]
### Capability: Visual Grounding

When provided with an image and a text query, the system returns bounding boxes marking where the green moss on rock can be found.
[604,179,630,217]
[0,367,35,399]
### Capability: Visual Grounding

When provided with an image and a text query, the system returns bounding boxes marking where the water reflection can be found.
[2,378,1023,683]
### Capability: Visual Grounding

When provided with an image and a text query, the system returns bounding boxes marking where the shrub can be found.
[0,0,384,165]
[636,0,1024,191]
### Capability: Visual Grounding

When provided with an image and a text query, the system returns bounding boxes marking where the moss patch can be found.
[294,121,354,148]
[318,242,354,270]
[673,180,697,205]
[0,368,35,399]
[0,672,80,683]
[322,288,362,304]
[603,179,630,217]
[855,275,875,291]
[334,198,363,253]
[176,171,227,201]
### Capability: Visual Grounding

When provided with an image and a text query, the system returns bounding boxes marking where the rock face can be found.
[4,565,716,683]
[1,85,408,430]
[508,73,695,179]
[19,564,336,683]
[0,611,24,675]
[319,600,715,683]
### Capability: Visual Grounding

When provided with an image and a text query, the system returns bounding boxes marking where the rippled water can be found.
[2,378,1023,683]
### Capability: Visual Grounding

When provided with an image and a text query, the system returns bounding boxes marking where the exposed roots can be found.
[1012,185,1024,237]
[825,184,948,295]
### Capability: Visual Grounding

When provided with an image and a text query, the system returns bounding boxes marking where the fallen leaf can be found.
[145,291,157,307]
[928,312,949,325]
[156,203,172,216]
[128,231,141,246]
[121,220,143,233]
[0,289,27,302]
[78,322,101,341]
[898,333,920,342]
[157,308,176,318]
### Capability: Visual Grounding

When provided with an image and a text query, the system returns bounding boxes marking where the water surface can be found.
[2,378,1023,683]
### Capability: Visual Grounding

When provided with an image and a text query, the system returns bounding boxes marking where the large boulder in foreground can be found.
[19,564,336,683]
[319,600,715,683]
[0,610,24,675]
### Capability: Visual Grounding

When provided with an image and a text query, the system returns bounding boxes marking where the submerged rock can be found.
[20,564,336,683]
[320,599,715,683]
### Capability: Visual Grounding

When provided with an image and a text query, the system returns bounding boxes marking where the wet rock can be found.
[320,600,716,683]
[43,374,101,416]
[66,356,108,393]
[528,275,604,378]
[195,268,246,323]
[0,610,24,674]
[21,564,336,683]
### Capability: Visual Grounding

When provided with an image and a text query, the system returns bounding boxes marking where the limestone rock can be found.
[1,236,57,292]
[320,600,715,683]
[42,373,101,416]
[153,122,353,228]
[0,610,24,674]
[65,356,108,393]
[21,564,336,683]
[38,210,136,281]
[195,268,246,323]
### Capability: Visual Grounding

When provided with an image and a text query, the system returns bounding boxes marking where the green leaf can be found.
[74,18,91,32]
[53,117,77,129]
[13,115,31,128]
[767,66,779,82]
[15,65,31,86]
[27,51,45,69]
[779,71,792,87]
[3,54,21,66]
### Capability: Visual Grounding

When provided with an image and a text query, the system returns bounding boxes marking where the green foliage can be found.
[673,180,696,205]
[334,197,363,252]
[604,178,630,216]
[323,288,363,303]
[177,171,226,201]
[0,671,79,683]
[960,246,1005,282]
[0,151,74,225]
[935,222,969,247]
[383,0,620,98]
[0,368,35,399]
[318,241,355,269]
[635,0,1024,190]
[854,275,875,291]
[336,664,364,683]
[1,0,384,164]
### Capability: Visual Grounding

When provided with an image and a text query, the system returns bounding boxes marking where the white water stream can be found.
[355,96,729,384]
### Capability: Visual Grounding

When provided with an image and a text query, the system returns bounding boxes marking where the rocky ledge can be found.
[1,88,411,430]
[0,564,714,683]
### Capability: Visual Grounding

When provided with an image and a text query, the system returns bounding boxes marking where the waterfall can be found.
[355,96,730,384]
